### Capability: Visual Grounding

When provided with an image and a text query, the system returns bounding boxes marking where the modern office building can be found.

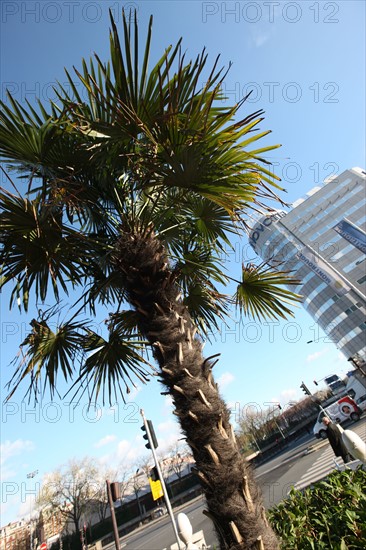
[249,167,366,362]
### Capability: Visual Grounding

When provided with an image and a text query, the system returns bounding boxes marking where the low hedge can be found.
[268,466,366,549]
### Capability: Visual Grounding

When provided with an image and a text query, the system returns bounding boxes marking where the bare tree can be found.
[37,458,100,541]
[131,467,145,522]
[236,405,270,450]
[116,466,131,508]
[167,443,191,481]
[136,456,152,480]
[92,463,131,522]
[93,467,117,523]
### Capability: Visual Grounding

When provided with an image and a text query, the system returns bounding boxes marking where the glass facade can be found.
[249,167,366,361]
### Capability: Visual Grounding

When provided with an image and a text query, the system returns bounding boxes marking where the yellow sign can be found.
[149,478,164,501]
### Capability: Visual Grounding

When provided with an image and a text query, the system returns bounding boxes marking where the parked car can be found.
[150,506,167,519]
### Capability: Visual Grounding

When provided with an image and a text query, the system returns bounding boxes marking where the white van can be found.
[313,396,362,439]
[345,374,366,401]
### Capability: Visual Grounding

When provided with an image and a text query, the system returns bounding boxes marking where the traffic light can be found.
[110,482,121,502]
[141,419,158,449]
[313,380,319,386]
[150,466,159,481]
[300,381,311,396]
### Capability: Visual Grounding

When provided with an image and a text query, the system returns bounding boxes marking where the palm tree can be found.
[0,11,302,549]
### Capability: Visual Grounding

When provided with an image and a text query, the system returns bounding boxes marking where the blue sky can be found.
[1,0,365,527]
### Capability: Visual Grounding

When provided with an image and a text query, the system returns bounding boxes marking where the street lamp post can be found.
[250,433,261,452]
[269,404,286,440]
[133,469,143,523]
[26,470,39,550]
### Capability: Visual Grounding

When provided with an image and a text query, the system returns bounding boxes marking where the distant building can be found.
[0,521,29,550]
[249,167,366,361]
[0,510,68,550]
[38,508,67,548]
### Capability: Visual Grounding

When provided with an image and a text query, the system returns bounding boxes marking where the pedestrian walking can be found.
[322,416,352,464]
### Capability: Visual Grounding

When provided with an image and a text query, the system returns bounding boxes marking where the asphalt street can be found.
[117,417,366,549]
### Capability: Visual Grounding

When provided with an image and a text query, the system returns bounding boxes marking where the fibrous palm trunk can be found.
[112,226,279,550]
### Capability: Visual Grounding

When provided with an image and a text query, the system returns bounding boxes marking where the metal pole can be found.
[140,409,182,550]
[106,480,120,550]
[251,433,261,452]
[134,470,143,523]
[27,470,38,550]
[274,419,286,440]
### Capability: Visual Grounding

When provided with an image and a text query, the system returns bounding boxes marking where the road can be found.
[121,498,215,550]
[119,417,366,549]
[257,416,366,507]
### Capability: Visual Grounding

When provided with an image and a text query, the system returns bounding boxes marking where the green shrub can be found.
[268,467,366,549]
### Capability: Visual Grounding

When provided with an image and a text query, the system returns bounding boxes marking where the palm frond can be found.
[175,244,228,289]
[0,189,90,309]
[107,309,141,336]
[184,282,229,337]
[6,316,86,402]
[234,263,303,321]
[68,326,154,405]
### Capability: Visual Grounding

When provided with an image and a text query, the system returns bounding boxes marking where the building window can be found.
[345,305,358,315]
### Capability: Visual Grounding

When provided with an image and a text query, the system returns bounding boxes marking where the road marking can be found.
[292,422,366,492]
[293,447,340,490]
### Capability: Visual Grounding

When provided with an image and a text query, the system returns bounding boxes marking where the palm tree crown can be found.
[0,10,302,549]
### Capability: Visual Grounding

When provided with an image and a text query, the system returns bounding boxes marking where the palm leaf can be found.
[0,189,87,309]
[68,327,154,405]
[184,282,229,337]
[6,317,86,401]
[234,263,303,321]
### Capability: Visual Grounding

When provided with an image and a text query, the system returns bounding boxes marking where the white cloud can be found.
[97,437,143,471]
[157,418,182,436]
[0,439,35,466]
[163,394,174,411]
[156,419,183,452]
[217,372,235,388]
[0,440,35,481]
[252,31,270,48]
[116,439,141,463]
[0,440,37,524]
[306,347,329,362]
[126,386,142,402]
[94,434,117,448]
[17,496,38,522]
[265,389,299,410]
[280,388,298,402]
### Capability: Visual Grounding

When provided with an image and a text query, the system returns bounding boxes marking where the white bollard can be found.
[177,513,199,550]
[338,425,366,464]
[169,513,207,550]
